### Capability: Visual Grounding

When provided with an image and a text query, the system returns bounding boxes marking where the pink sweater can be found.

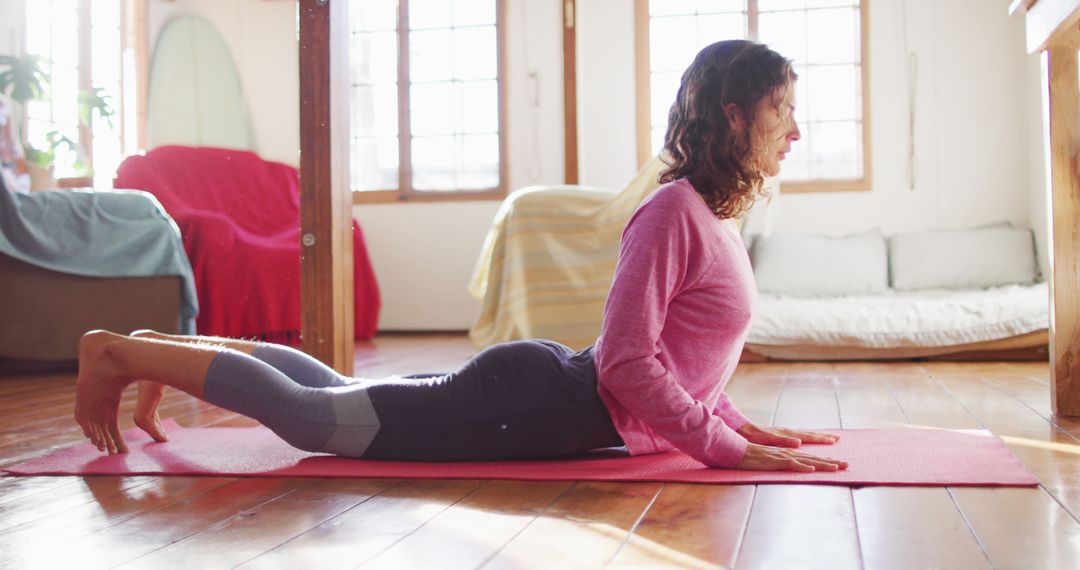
[595,179,755,468]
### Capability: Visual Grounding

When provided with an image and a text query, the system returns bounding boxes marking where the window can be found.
[636,0,869,193]
[350,0,507,202]
[24,0,135,187]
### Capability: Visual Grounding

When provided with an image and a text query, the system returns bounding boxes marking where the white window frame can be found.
[349,0,509,204]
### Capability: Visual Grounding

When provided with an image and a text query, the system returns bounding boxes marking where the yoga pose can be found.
[75,40,847,472]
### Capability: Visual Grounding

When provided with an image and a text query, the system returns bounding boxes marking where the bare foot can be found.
[125,331,171,442]
[74,330,134,454]
[134,381,169,442]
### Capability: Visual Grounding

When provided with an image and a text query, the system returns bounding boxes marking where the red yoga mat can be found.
[4,420,1037,487]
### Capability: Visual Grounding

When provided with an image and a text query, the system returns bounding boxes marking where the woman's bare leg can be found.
[129,329,260,354]
[75,330,230,454]
[127,329,260,442]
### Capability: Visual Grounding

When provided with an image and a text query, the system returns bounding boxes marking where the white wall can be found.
[148,0,299,167]
[576,0,637,189]
[1029,53,1050,281]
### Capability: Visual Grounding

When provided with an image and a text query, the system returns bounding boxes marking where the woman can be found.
[75,40,846,472]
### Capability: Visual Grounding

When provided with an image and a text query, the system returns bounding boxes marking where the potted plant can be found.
[0,54,113,189]
[0,53,48,190]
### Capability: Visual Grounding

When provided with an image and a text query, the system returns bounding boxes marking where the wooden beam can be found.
[634,0,650,168]
[1010,0,1038,16]
[123,0,151,153]
[1023,0,1080,53]
[562,0,578,184]
[1046,44,1080,415]
[298,0,354,375]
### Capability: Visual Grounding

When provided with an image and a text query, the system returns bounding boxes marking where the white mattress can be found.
[746,282,1049,348]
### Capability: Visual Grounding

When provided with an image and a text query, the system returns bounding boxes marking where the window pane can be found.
[453,27,497,80]
[780,139,810,179]
[91,0,120,30]
[410,82,455,136]
[50,64,79,127]
[807,8,858,64]
[412,135,456,189]
[123,47,138,155]
[695,0,746,14]
[352,31,397,85]
[793,65,809,123]
[51,1,79,67]
[410,29,454,83]
[696,13,744,45]
[806,121,860,179]
[453,0,495,27]
[458,134,499,189]
[758,11,808,64]
[805,0,857,8]
[651,0,698,16]
[89,84,121,131]
[784,129,812,180]
[759,0,807,11]
[27,100,50,122]
[51,124,80,177]
[650,71,680,127]
[651,16,700,73]
[27,119,51,150]
[651,126,665,158]
[459,80,498,134]
[353,84,398,137]
[806,64,858,121]
[92,26,122,88]
[410,0,452,30]
[25,1,50,57]
[353,136,399,191]
[351,0,397,32]
[92,128,122,186]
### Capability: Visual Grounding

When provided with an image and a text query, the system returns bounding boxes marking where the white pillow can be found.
[889,226,1038,291]
[750,230,889,296]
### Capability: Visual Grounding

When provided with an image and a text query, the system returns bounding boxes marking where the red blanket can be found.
[114,145,380,342]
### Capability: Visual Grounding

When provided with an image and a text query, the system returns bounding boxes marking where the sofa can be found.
[743,224,1048,360]
[114,145,381,343]
[0,174,194,371]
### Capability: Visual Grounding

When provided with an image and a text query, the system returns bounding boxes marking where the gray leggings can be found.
[202,340,623,461]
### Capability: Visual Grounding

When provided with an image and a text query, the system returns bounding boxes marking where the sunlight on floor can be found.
[581,520,717,569]
[999,435,1080,455]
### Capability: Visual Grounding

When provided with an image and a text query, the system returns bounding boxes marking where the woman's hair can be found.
[659,40,796,219]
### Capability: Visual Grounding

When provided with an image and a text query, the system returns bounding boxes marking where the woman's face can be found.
[749,84,800,177]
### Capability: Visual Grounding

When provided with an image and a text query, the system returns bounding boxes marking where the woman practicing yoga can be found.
[75,40,847,472]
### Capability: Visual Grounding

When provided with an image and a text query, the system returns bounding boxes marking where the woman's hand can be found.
[736,422,839,448]
[735,443,848,472]
[133,380,169,443]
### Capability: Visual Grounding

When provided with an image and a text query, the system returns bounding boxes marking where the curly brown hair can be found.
[659,40,796,219]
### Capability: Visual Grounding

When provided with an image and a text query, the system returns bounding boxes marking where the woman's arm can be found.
[597,195,749,468]
[712,393,751,432]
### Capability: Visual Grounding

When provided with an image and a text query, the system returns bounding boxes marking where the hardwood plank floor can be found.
[1,333,1078,569]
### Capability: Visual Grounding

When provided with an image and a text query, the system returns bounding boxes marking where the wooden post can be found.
[1047,44,1080,415]
[563,0,578,184]
[298,0,354,375]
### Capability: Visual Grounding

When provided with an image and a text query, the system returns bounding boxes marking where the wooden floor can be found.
[1,333,1079,569]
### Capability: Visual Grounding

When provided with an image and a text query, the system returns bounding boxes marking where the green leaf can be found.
[0,54,49,103]
[78,86,115,128]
